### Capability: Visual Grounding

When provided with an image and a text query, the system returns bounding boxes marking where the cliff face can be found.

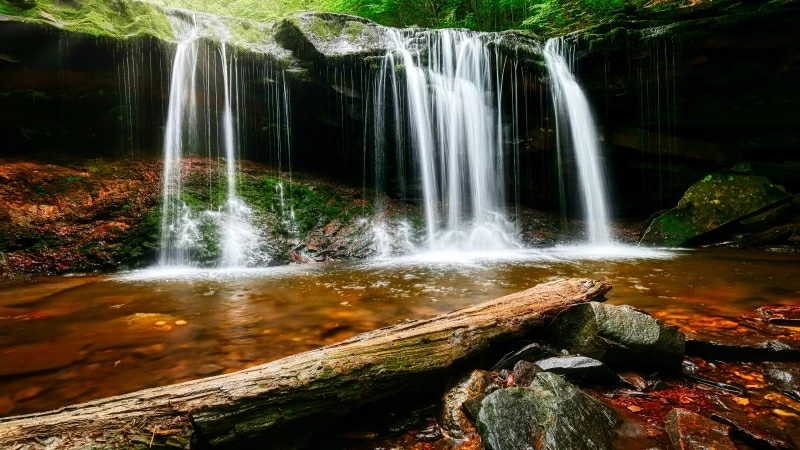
[2,3,800,273]
[563,0,800,215]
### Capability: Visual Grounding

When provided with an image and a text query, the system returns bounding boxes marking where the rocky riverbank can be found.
[315,300,800,450]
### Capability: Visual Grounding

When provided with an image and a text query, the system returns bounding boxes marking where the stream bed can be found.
[2,247,800,418]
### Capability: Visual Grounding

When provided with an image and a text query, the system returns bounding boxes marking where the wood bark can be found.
[0,277,611,449]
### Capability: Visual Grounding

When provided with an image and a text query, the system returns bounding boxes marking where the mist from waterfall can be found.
[372,30,519,253]
[543,37,612,245]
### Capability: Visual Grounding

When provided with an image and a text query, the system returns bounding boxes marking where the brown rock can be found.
[666,408,735,450]
[438,370,498,440]
[512,360,540,387]
[757,305,800,324]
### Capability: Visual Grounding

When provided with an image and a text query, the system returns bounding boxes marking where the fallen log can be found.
[0,277,611,449]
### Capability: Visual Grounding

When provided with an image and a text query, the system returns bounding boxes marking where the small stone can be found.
[764,362,800,401]
[757,305,800,324]
[618,370,648,391]
[175,320,187,326]
[665,408,736,450]
[534,356,619,385]
[155,321,166,326]
[512,360,540,387]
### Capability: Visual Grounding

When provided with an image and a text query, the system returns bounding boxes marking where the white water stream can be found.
[374,30,519,253]
[544,37,612,245]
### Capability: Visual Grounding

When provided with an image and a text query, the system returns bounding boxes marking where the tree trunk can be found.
[0,278,610,449]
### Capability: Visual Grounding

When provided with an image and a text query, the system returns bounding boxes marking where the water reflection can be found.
[1,248,799,416]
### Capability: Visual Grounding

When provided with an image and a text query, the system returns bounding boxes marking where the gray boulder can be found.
[546,302,685,370]
[476,372,621,450]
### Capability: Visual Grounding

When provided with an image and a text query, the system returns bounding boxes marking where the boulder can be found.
[764,362,800,401]
[437,370,498,440]
[665,408,736,450]
[546,302,685,370]
[476,372,621,450]
[534,356,618,385]
[493,341,558,370]
[640,171,791,247]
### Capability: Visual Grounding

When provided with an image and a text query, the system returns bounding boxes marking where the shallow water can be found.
[1,247,800,417]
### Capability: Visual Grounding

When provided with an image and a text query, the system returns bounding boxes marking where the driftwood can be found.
[0,277,611,449]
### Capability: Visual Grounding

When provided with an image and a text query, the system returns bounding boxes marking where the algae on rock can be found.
[640,171,791,247]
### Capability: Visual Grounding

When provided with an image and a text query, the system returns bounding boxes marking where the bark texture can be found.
[0,277,611,449]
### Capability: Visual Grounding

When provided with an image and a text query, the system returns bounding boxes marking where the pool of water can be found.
[2,246,800,417]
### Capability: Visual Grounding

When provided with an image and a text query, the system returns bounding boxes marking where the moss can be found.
[307,15,340,41]
[114,209,161,269]
[1,0,173,41]
[343,20,366,41]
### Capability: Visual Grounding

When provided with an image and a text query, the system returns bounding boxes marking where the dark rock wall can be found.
[2,5,800,224]
[568,0,800,217]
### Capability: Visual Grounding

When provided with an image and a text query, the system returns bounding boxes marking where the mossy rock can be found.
[640,171,791,247]
[476,373,621,450]
[275,12,391,62]
[546,302,685,370]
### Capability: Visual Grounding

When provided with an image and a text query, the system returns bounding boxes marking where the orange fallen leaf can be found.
[627,405,643,412]
[732,396,750,406]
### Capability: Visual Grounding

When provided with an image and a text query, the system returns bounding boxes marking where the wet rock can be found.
[640,171,791,247]
[512,360,540,387]
[764,362,800,401]
[740,202,793,231]
[275,12,394,62]
[476,372,621,450]
[665,408,736,450]
[681,317,800,361]
[758,305,800,324]
[617,370,648,391]
[493,341,558,370]
[438,370,498,440]
[711,410,795,450]
[534,356,618,385]
[546,302,685,370]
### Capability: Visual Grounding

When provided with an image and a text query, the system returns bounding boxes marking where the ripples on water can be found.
[1,247,799,416]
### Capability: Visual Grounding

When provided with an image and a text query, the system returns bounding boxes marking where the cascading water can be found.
[157,13,287,269]
[159,19,202,267]
[218,44,260,268]
[543,37,612,245]
[373,30,519,253]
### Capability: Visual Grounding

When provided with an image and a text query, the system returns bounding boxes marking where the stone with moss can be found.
[476,373,622,450]
[640,171,791,247]
[546,302,685,370]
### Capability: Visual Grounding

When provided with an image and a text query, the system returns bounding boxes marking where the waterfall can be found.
[543,37,612,245]
[374,30,519,253]
[159,20,202,267]
[157,13,287,268]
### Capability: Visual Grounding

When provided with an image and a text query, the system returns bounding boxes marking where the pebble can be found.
[175,320,187,326]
